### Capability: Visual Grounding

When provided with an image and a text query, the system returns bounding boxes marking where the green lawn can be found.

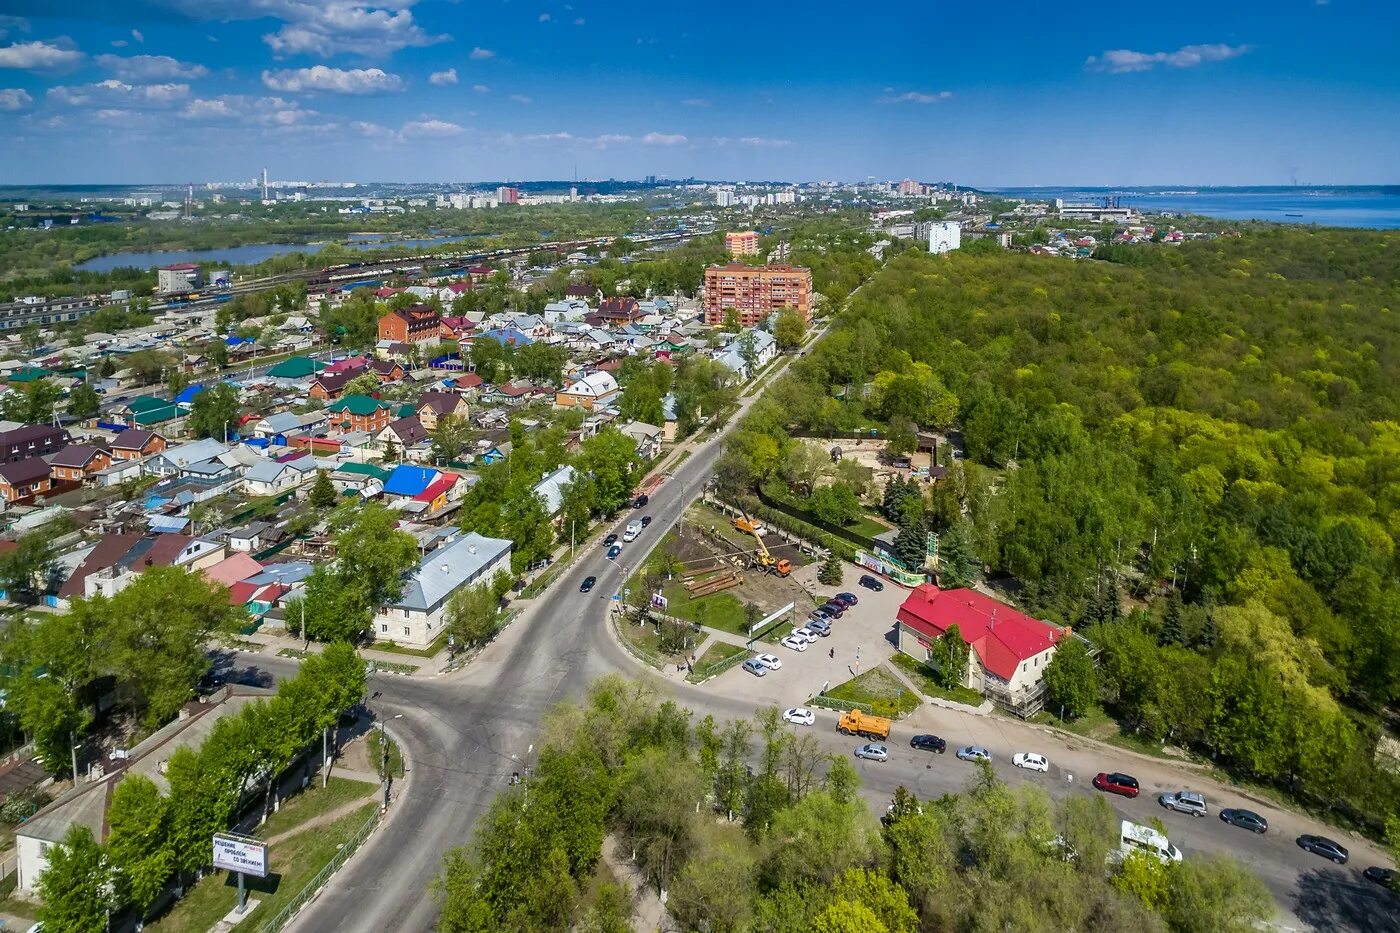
[366,730,405,779]
[257,776,376,840]
[146,802,379,933]
[659,581,749,634]
[1027,704,1185,761]
[888,652,985,706]
[687,640,747,680]
[825,666,922,718]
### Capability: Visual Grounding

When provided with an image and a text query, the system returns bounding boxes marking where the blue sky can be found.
[0,0,1396,185]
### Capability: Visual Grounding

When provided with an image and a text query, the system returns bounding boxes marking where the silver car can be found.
[855,743,889,762]
[956,745,992,762]
[1159,790,1208,817]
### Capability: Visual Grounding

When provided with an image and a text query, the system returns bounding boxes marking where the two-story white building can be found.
[373,532,512,647]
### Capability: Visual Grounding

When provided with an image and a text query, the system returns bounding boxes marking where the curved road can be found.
[220,340,1397,932]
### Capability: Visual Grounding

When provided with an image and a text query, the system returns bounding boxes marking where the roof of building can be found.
[390,532,512,613]
[266,356,328,379]
[895,585,1064,681]
[204,552,264,587]
[413,474,458,502]
[257,412,303,435]
[47,443,108,468]
[243,459,293,484]
[111,429,160,451]
[384,415,427,446]
[416,390,463,416]
[155,438,229,468]
[333,462,391,481]
[0,424,68,445]
[531,464,576,515]
[328,395,389,417]
[0,458,52,485]
[383,464,438,497]
[477,327,533,347]
[563,371,619,398]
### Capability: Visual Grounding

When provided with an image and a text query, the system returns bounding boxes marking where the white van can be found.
[1119,820,1183,865]
[622,520,642,542]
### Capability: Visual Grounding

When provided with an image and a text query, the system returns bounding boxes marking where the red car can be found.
[1092,772,1140,798]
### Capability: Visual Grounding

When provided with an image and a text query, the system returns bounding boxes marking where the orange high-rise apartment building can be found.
[724,230,760,257]
[703,263,812,327]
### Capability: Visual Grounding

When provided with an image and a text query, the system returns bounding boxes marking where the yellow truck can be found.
[837,709,892,741]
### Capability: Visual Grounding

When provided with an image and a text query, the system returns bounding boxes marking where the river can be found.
[74,233,485,273]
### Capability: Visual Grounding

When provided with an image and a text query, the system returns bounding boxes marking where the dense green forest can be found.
[721,228,1400,836]
[433,677,1272,933]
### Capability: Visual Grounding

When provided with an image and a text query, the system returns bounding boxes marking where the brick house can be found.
[110,430,166,461]
[47,444,113,483]
[327,395,394,434]
[555,371,620,411]
[0,425,71,463]
[378,305,442,346]
[596,297,642,324]
[0,458,54,503]
[415,391,470,430]
[370,359,406,383]
[308,368,369,401]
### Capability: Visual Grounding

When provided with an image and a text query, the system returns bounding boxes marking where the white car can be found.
[782,707,815,726]
[780,634,808,652]
[1013,752,1049,773]
[793,627,819,644]
[756,653,782,671]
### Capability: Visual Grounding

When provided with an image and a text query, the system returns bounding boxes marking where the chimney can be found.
[468,544,477,554]
[441,564,450,573]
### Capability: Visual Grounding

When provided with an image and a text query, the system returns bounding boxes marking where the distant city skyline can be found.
[0,0,1396,185]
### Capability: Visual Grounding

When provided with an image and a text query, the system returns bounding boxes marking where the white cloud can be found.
[181,97,239,119]
[472,84,490,93]
[95,54,209,81]
[501,130,632,150]
[470,47,495,60]
[642,132,686,145]
[131,29,144,43]
[0,40,84,72]
[1086,43,1252,74]
[161,1,445,58]
[350,120,391,135]
[48,79,189,107]
[110,40,128,48]
[0,87,32,110]
[429,67,457,86]
[401,118,464,137]
[539,13,551,22]
[262,65,405,94]
[880,89,952,104]
[682,97,710,107]
[509,93,531,104]
[736,136,791,148]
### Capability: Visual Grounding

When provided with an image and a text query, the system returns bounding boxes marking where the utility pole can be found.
[70,732,79,784]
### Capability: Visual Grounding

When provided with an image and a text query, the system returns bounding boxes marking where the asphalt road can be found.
[212,326,1398,932]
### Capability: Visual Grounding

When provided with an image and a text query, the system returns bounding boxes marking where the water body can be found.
[986,186,1400,230]
[75,233,482,273]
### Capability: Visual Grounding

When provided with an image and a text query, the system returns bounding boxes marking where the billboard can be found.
[213,834,268,878]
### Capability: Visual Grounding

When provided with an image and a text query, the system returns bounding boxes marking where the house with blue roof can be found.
[174,384,206,408]
[476,327,534,348]
[382,464,438,499]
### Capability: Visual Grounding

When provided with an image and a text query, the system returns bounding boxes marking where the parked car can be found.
[805,617,831,637]
[780,634,808,652]
[1092,772,1140,798]
[809,606,836,621]
[742,658,767,677]
[858,575,885,591]
[1159,790,1208,817]
[755,653,782,671]
[821,601,845,618]
[603,533,618,547]
[579,576,596,593]
[640,515,652,527]
[1297,834,1349,864]
[855,742,889,762]
[1363,866,1397,888]
[633,494,649,509]
[1219,808,1268,834]
[1013,752,1049,772]
[782,707,815,726]
[956,745,992,763]
[606,544,622,560]
[910,734,946,753]
[793,627,819,643]
[833,592,859,607]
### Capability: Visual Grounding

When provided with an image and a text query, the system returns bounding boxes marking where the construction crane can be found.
[744,522,791,577]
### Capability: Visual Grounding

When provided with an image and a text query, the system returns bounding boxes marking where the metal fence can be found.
[808,694,875,715]
[255,808,380,933]
[688,646,751,683]
[609,611,669,672]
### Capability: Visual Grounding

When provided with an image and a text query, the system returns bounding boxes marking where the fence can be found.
[689,645,751,683]
[255,808,380,933]
[609,610,669,672]
[808,694,874,715]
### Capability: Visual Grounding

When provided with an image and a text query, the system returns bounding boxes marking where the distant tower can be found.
[184,183,193,220]
[261,167,269,201]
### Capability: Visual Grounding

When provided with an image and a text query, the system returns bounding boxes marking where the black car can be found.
[833,592,859,607]
[633,494,649,509]
[859,575,885,591]
[1363,866,1397,889]
[640,515,652,527]
[910,734,946,753]
[810,606,836,620]
[821,602,845,618]
[579,576,597,593]
[1298,834,1349,864]
[1219,808,1268,834]
[603,533,618,547]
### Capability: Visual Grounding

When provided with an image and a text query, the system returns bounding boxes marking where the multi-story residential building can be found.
[724,231,760,257]
[0,425,71,463]
[327,395,394,434]
[703,263,812,327]
[378,305,442,345]
[374,532,513,646]
[926,221,962,254]
[496,186,520,205]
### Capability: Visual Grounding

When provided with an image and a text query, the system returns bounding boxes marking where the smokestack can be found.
[261,167,269,201]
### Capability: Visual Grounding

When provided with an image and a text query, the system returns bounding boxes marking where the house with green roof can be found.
[326,394,393,433]
[6,366,52,383]
[266,356,328,380]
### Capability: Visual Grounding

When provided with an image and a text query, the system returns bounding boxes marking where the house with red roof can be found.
[895,584,1066,715]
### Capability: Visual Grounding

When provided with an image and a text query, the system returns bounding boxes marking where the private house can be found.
[532,464,576,519]
[475,327,533,348]
[308,369,366,401]
[382,464,438,502]
[46,444,113,483]
[479,442,511,465]
[618,421,664,460]
[373,532,512,647]
[713,328,777,381]
[415,391,470,430]
[370,359,406,383]
[57,532,226,604]
[327,395,394,434]
[0,424,71,463]
[227,523,270,553]
[565,283,601,302]
[555,371,620,411]
[330,462,389,498]
[145,439,231,478]
[265,356,328,381]
[439,316,474,341]
[378,305,442,346]
[377,416,430,459]
[597,297,642,324]
[242,457,315,497]
[895,585,1066,716]
[110,429,166,461]
[0,458,53,503]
